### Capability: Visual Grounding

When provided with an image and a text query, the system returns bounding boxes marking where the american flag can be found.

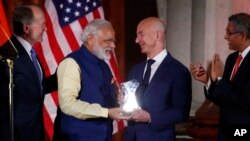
[34,0,126,140]
[0,0,11,46]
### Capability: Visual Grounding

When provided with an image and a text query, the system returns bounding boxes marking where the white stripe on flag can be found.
[46,1,72,57]
[41,33,57,73]
[44,95,57,122]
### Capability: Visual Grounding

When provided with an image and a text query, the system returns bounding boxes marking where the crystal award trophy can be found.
[120,79,140,116]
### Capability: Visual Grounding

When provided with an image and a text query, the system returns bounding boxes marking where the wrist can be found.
[148,114,151,123]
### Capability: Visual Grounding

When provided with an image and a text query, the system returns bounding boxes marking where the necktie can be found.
[30,49,42,83]
[136,59,155,106]
[230,54,242,81]
[142,59,155,85]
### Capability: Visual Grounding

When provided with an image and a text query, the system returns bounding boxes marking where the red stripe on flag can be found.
[110,53,122,84]
[50,91,59,106]
[43,106,54,141]
[117,120,125,131]
[78,17,88,30]
[43,8,64,64]
[61,26,80,52]
[0,0,11,46]
[93,9,101,19]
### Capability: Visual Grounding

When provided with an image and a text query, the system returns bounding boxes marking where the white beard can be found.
[92,42,112,61]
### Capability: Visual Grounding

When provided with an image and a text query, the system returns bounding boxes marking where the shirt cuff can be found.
[217,76,222,81]
[204,78,211,90]
[100,108,109,118]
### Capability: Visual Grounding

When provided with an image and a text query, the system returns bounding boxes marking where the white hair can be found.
[81,19,112,44]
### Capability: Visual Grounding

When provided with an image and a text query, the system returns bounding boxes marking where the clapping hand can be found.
[190,61,208,84]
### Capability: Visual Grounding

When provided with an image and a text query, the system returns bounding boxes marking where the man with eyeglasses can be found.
[53,19,128,141]
[190,13,250,141]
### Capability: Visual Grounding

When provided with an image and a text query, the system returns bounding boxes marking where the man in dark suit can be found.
[0,3,56,141]
[190,13,250,141]
[124,17,192,141]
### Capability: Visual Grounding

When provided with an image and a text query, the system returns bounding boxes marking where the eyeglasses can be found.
[102,38,116,45]
[226,31,242,36]
[95,35,116,45]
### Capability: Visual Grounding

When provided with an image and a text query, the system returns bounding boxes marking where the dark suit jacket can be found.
[206,51,250,141]
[0,36,57,141]
[124,53,192,141]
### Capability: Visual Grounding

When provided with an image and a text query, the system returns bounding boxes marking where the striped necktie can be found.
[230,54,242,81]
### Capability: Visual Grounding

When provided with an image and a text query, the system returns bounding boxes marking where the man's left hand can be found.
[131,109,151,123]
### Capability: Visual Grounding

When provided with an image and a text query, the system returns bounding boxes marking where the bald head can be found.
[138,17,166,33]
[136,17,166,58]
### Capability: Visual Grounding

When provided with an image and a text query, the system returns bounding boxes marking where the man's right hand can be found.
[190,62,208,85]
[108,108,131,120]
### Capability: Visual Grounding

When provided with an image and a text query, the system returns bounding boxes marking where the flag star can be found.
[60,4,64,9]
[68,0,73,4]
[92,2,97,7]
[65,7,71,13]
[76,1,82,8]
[64,17,70,22]
[74,11,80,17]
[84,6,89,12]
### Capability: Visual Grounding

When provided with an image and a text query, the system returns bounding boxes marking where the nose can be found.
[135,36,140,43]
[224,33,228,40]
[110,41,116,49]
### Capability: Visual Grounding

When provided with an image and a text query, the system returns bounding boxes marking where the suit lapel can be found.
[143,54,172,97]
[12,37,42,92]
[233,51,250,82]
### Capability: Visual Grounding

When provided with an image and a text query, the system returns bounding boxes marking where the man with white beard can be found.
[53,19,128,141]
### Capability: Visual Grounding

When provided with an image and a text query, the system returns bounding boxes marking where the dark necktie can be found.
[230,54,242,81]
[136,59,155,106]
[142,59,155,85]
[30,49,43,85]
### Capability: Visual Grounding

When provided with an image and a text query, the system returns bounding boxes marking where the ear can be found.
[156,31,163,41]
[86,34,95,46]
[241,32,248,42]
[23,23,30,34]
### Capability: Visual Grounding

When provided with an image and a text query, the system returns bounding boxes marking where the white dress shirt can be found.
[145,49,167,83]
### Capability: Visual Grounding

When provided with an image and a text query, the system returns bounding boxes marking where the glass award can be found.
[120,79,140,116]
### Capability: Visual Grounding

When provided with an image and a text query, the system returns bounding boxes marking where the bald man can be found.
[124,17,192,141]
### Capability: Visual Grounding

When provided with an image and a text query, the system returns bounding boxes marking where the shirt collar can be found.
[240,45,250,59]
[15,35,33,54]
[147,49,167,63]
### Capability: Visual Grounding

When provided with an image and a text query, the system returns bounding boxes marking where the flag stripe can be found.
[40,33,58,74]
[62,25,80,51]
[43,106,54,141]
[45,1,72,57]
[43,9,65,64]
[93,8,101,18]
[78,16,88,29]
[0,0,11,46]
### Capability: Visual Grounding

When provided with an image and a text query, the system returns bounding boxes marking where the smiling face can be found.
[23,6,46,46]
[92,26,116,61]
[135,17,166,58]
[224,22,243,51]
[135,21,157,55]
